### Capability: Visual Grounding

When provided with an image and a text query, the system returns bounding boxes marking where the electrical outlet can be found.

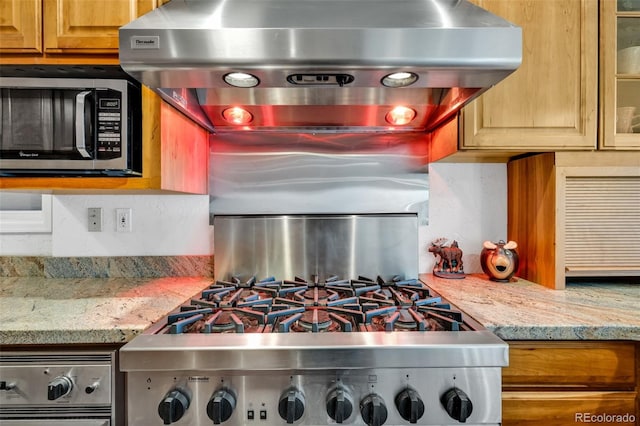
[116,208,132,233]
[88,207,102,232]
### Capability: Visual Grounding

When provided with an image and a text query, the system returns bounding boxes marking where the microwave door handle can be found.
[75,90,92,158]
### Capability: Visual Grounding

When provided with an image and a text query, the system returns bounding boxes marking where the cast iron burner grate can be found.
[157,275,470,334]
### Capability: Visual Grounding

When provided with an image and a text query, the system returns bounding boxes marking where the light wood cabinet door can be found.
[42,0,160,54]
[0,0,42,53]
[502,391,637,426]
[461,0,598,150]
[599,0,640,149]
[502,341,639,426]
[504,342,636,389]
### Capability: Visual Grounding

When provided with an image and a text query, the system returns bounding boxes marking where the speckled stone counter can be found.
[421,273,640,341]
[0,276,212,345]
[2,274,638,345]
[0,256,214,278]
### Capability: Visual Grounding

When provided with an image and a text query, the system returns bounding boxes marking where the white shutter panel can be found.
[564,176,640,275]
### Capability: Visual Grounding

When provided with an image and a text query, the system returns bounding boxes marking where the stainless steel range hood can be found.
[119,0,521,133]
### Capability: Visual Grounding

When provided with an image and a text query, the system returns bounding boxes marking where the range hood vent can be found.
[120,0,521,133]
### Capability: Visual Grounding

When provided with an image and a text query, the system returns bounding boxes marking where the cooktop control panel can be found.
[127,367,501,425]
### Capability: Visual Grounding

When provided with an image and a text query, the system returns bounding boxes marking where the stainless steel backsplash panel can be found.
[208,132,429,224]
[213,214,418,281]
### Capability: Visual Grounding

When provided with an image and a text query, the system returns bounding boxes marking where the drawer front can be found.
[503,391,637,426]
[504,342,636,389]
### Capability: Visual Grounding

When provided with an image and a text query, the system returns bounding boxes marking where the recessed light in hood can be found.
[386,106,417,126]
[382,72,419,88]
[222,107,253,125]
[119,0,522,133]
[223,72,260,88]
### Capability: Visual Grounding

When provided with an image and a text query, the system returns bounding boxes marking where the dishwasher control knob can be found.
[47,376,73,400]
[326,387,353,423]
[441,388,473,423]
[207,388,236,424]
[360,393,388,426]
[278,388,305,424]
[395,388,425,423]
[158,389,190,425]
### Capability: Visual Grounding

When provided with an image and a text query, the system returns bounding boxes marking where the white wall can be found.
[0,163,507,271]
[0,194,213,256]
[419,163,507,273]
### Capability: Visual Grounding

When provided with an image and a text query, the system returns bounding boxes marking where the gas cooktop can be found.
[148,275,476,335]
[121,274,506,426]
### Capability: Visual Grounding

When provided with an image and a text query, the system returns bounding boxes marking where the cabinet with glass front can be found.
[600,0,640,149]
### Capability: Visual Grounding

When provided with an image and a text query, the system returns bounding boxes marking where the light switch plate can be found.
[88,207,103,232]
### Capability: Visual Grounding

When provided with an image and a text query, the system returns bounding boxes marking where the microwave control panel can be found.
[96,89,123,159]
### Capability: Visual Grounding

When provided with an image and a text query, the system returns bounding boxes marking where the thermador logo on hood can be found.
[131,36,160,49]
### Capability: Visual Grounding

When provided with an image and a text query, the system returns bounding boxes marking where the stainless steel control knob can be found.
[158,389,190,425]
[395,388,425,423]
[360,393,388,426]
[207,388,237,424]
[326,387,354,423]
[85,381,100,394]
[47,376,73,400]
[278,388,305,424]
[0,381,16,391]
[441,387,473,423]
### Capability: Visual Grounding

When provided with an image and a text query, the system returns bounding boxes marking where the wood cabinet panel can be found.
[508,152,640,289]
[0,0,42,53]
[461,0,598,150]
[507,152,557,288]
[503,391,637,426]
[504,342,636,389]
[42,0,158,54]
[159,101,209,194]
[503,341,639,426]
[599,0,640,149]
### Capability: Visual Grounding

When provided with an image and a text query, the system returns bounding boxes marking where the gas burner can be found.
[203,311,265,333]
[302,288,329,302]
[395,309,421,330]
[290,310,339,333]
[165,307,266,334]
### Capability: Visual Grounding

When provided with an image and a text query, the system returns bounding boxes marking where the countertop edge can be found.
[421,273,640,342]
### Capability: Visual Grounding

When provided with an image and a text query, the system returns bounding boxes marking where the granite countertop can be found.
[0,276,212,345]
[1,274,638,345]
[421,273,640,341]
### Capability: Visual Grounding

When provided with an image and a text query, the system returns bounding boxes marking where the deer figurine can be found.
[428,238,464,274]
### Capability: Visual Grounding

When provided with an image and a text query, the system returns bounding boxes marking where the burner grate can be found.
[156,275,469,334]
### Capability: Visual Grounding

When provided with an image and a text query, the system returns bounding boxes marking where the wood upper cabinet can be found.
[0,0,42,53]
[1,0,170,58]
[599,0,640,149]
[42,0,159,54]
[460,0,598,151]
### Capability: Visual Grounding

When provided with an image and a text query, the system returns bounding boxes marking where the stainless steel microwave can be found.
[0,66,142,176]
